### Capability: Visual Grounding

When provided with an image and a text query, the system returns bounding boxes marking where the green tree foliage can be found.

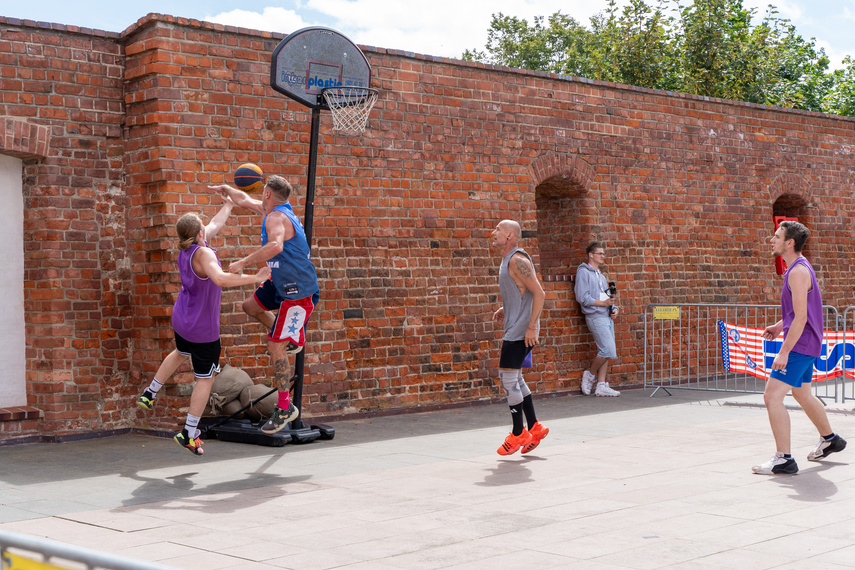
[588,0,678,90]
[462,12,594,76]
[462,0,854,117]
[824,56,855,117]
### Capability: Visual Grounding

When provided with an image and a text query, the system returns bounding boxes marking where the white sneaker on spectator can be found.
[595,382,620,397]
[581,370,596,395]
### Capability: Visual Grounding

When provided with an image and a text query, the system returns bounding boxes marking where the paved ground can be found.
[1,388,854,569]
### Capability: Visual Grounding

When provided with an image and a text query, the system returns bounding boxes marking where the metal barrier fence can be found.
[844,306,855,403]
[0,530,176,570]
[644,303,842,402]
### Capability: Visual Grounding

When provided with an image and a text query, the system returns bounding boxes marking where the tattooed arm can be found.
[509,253,545,347]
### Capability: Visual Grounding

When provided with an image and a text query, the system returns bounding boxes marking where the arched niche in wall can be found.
[769,173,814,249]
[770,173,812,217]
[529,153,595,280]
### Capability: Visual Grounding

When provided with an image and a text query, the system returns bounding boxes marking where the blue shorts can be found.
[769,350,816,388]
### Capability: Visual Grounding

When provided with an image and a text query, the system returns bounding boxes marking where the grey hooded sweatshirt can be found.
[574,262,610,317]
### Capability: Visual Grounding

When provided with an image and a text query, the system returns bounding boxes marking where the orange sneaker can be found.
[521,421,549,454]
[497,429,532,456]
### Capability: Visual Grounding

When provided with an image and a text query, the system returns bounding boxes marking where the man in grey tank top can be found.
[490,220,550,455]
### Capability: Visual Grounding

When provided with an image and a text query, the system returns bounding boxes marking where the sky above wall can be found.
[5,1,855,69]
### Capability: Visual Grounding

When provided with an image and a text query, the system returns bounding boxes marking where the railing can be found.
[843,306,855,403]
[644,303,843,402]
[0,530,176,570]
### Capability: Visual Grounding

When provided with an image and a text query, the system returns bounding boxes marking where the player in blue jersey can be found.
[210,176,320,434]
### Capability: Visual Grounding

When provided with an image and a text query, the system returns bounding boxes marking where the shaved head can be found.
[499,219,521,240]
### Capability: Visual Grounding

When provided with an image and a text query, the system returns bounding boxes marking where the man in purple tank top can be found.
[135,198,270,456]
[753,221,846,475]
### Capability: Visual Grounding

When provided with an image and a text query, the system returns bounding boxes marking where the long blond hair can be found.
[176,213,202,250]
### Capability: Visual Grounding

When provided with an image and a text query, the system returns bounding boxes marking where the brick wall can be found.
[0,18,128,439]
[1,14,853,440]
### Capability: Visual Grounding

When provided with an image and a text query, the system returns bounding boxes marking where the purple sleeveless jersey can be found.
[172,243,222,343]
[781,256,823,357]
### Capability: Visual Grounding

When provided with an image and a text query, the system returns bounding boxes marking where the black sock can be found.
[822,433,836,441]
[521,395,537,430]
[510,403,524,435]
[783,454,793,460]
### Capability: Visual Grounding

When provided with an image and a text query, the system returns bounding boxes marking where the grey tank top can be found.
[499,247,538,341]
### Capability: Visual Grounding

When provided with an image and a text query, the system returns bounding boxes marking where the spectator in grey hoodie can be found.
[574,242,620,397]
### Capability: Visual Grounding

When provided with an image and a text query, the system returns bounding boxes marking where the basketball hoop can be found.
[321,87,379,134]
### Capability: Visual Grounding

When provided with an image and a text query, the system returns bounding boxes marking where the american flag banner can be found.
[718,321,767,380]
[719,321,855,381]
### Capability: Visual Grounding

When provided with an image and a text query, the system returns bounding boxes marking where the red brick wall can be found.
[0,18,128,439]
[1,15,854,440]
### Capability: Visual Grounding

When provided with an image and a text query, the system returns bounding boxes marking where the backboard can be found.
[270,27,372,110]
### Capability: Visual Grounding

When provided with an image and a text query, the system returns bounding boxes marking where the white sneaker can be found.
[752,451,798,475]
[594,382,620,397]
[581,370,596,395]
[807,434,846,461]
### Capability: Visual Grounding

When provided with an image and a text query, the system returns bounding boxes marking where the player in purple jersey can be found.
[136,197,270,456]
[753,221,846,474]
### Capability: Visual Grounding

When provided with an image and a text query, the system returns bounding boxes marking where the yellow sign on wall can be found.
[653,306,681,320]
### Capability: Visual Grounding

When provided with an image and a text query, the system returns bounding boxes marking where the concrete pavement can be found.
[1,388,854,569]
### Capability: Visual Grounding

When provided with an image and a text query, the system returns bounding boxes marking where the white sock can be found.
[147,379,164,395]
[184,414,201,439]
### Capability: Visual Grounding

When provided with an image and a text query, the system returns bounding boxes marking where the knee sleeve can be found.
[500,370,524,406]
[517,371,531,398]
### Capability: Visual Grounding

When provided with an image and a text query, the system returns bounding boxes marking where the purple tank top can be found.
[781,256,823,357]
[172,243,222,343]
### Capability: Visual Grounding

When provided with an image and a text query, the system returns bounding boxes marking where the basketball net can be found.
[322,87,379,134]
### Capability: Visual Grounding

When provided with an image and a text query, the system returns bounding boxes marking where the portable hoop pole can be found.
[289,107,321,429]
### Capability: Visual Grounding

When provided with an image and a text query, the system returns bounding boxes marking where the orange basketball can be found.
[234,163,264,192]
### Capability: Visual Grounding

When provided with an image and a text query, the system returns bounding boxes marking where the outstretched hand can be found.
[208,184,232,199]
[256,265,271,281]
[228,258,247,275]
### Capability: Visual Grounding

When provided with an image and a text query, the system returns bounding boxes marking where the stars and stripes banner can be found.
[718,321,855,381]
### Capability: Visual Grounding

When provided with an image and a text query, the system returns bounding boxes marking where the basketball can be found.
[233,163,264,192]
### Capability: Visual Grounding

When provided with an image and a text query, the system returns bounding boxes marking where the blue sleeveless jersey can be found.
[262,203,319,300]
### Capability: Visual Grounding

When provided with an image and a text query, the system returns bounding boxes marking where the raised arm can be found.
[208,184,264,216]
[228,209,291,274]
[204,195,235,242]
